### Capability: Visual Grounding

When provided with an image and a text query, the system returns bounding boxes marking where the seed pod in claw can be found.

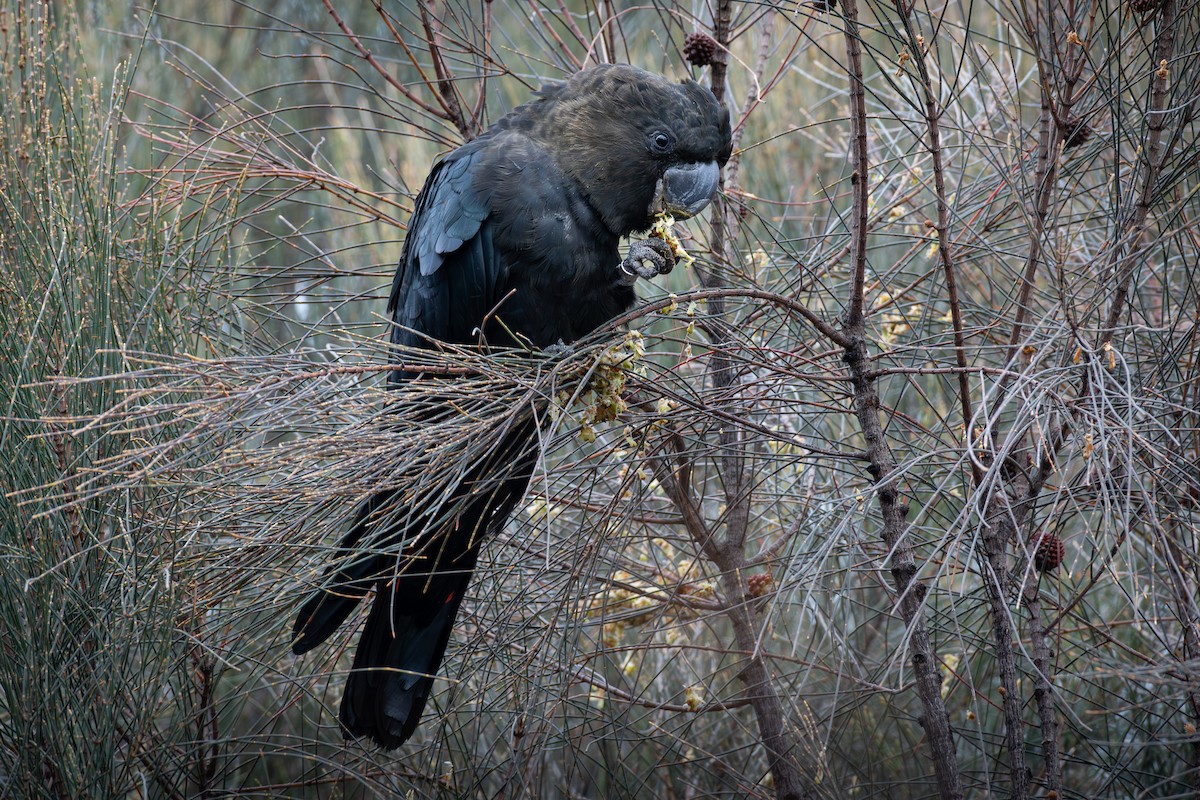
[650,213,695,268]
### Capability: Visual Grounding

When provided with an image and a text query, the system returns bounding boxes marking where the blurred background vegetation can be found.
[2,0,1198,798]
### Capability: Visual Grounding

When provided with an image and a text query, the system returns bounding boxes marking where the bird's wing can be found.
[387,143,507,354]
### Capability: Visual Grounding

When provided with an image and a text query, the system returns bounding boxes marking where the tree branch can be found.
[839,1,963,796]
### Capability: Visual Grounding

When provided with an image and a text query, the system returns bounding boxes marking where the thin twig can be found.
[320,0,448,122]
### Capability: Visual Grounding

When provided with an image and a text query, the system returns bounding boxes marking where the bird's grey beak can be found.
[657,160,721,219]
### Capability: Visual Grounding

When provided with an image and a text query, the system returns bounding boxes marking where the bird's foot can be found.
[619,237,676,284]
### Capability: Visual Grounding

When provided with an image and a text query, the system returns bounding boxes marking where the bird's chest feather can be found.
[487,161,635,346]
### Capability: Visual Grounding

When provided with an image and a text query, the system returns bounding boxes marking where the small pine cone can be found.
[1032,533,1066,572]
[747,572,773,598]
[683,32,719,67]
[1062,115,1093,149]
[1128,0,1162,14]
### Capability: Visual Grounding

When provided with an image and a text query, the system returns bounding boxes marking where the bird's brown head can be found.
[532,63,732,236]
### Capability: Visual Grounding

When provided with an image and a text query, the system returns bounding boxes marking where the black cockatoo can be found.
[292,63,731,748]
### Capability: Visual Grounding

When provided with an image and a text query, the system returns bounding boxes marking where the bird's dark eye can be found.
[650,132,673,153]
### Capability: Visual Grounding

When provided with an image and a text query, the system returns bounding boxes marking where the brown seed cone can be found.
[683,32,719,67]
[1032,533,1066,572]
[1062,115,1093,149]
[747,572,773,598]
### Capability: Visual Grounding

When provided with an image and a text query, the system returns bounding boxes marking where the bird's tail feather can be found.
[338,551,477,748]
[292,413,540,748]
[337,457,532,747]
[291,492,396,655]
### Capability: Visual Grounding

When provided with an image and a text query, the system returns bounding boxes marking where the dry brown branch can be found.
[837,0,963,795]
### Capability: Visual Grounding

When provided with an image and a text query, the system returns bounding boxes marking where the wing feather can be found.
[388,144,502,360]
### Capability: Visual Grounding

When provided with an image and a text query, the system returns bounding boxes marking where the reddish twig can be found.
[416,1,471,138]
[321,0,448,122]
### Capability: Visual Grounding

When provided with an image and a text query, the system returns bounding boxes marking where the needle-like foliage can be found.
[3,2,1199,798]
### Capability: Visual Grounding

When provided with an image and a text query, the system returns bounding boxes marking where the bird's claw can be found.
[619,237,676,284]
